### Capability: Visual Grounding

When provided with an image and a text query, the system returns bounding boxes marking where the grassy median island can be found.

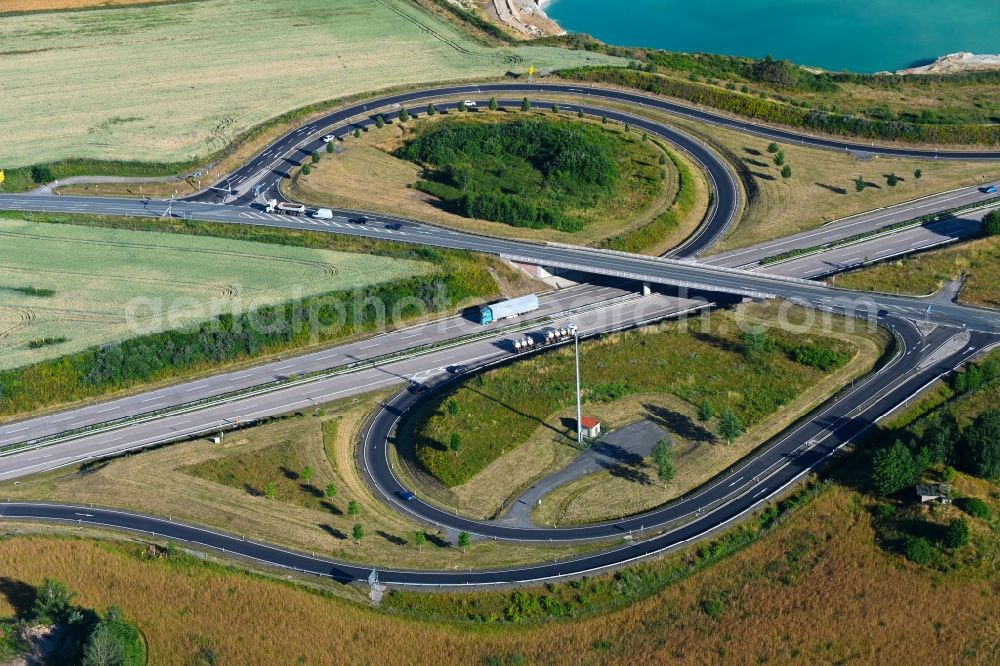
[834,235,1000,308]
[290,109,707,251]
[396,115,647,233]
[0,211,538,421]
[403,301,888,519]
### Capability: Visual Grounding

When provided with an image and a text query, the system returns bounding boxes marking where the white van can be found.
[312,208,333,220]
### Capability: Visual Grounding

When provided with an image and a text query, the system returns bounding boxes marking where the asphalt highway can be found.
[2,82,1000,586]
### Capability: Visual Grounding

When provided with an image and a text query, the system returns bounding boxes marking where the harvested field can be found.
[0,217,428,369]
[1,0,171,12]
[0,0,623,169]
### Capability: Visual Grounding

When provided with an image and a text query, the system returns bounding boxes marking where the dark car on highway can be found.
[447,364,469,374]
[385,222,402,231]
[397,490,416,501]
[407,382,428,394]
[350,216,369,224]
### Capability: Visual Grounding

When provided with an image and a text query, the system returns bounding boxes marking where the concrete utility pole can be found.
[575,327,582,445]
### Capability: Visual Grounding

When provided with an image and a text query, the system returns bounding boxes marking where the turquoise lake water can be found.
[544,0,1000,73]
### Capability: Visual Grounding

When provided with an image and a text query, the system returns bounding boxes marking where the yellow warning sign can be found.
[528,65,535,77]
[0,170,5,185]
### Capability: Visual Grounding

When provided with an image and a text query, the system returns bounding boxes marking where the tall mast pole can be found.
[575,328,582,444]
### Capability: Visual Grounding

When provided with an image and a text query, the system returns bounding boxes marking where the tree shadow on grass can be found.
[318,524,347,540]
[603,462,652,485]
[377,530,408,546]
[0,578,35,617]
[243,483,263,497]
[300,483,322,498]
[743,147,762,156]
[321,500,343,516]
[642,403,715,443]
[425,532,450,548]
[815,182,848,195]
[279,466,298,481]
[743,158,769,168]
[750,171,777,181]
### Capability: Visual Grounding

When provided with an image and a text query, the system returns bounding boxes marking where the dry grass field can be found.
[1,0,168,11]
[1,475,998,664]
[0,0,623,169]
[667,117,1000,253]
[834,235,1000,308]
[0,217,429,369]
[523,92,1000,253]
[0,391,596,570]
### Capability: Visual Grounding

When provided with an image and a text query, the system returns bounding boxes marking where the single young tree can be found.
[642,132,648,142]
[577,109,584,118]
[781,164,792,179]
[414,531,426,551]
[301,465,314,483]
[32,578,79,625]
[904,536,933,565]
[311,151,320,164]
[697,399,714,423]
[983,209,1000,237]
[264,481,278,499]
[354,128,361,139]
[854,175,866,192]
[659,154,668,165]
[651,439,676,483]
[375,114,385,128]
[301,165,311,176]
[943,517,970,549]
[326,141,334,154]
[324,482,337,498]
[82,624,124,666]
[399,107,410,122]
[551,102,560,114]
[489,96,499,111]
[601,114,608,124]
[718,409,743,444]
[871,439,918,496]
[457,102,466,112]
[427,102,437,116]
[887,172,899,187]
[773,151,785,166]
[913,168,922,179]
[766,142,780,153]
[352,523,365,544]
[624,122,631,133]
[348,499,360,521]
[741,325,771,361]
[521,97,530,112]
[449,432,462,455]
[457,531,471,551]
[447,400,459,415]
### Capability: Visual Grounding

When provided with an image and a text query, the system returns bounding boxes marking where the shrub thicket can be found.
[396,118,622,232]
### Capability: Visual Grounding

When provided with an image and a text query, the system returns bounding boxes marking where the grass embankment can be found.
[1,0,171,11]
[663,120,1000,253]
[4,458,1000,664]
[0,217,430,370]
[407,302,887,519]
[290,110,705,251]
[834,235,1000,308]
[0,0,624,173]
[554,44,1000,145]
[0,392,598,571]
[0,211,532,421]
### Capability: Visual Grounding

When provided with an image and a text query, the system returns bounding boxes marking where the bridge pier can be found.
[641,282,651,296]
